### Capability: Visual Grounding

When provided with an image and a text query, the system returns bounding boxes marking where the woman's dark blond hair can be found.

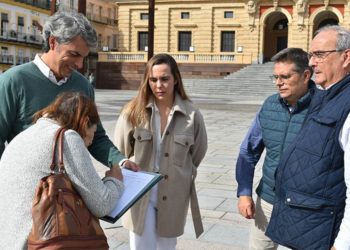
[33,92,100,139]
[123,53,189,127]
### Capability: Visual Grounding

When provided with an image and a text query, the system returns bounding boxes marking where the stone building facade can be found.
[0,0,50,73]
[113,0,345,64]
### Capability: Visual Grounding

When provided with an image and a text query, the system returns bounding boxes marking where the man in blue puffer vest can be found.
[266,26,350,250]
[236,48,314,249]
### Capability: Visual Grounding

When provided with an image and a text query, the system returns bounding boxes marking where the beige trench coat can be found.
[114,94,207,238]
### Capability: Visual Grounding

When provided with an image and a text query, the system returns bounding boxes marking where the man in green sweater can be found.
[0,11,138,171]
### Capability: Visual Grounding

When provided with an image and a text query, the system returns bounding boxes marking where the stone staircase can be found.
[183,63,276,100]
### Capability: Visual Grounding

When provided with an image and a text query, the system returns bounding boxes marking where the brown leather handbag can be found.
[27,128,109,250]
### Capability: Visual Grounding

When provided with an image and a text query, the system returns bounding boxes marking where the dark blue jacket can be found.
[266,75,350,250]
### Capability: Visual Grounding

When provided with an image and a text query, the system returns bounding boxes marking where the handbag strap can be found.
[50,127,67,173]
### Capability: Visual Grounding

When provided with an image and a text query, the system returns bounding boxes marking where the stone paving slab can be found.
[92,89,286,249]
[200,223,250,249]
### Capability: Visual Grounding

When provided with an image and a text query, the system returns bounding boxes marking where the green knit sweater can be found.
[0,62,125,165]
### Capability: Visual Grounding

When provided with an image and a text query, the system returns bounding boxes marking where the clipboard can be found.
[101,168,163,223]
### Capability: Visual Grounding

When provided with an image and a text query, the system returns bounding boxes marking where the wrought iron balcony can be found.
[0,54,31,65]
[86,12,117,25]
[0,30,43,47]
[14,0,50,10]
[16,56,30,65]
[0,55,14,64]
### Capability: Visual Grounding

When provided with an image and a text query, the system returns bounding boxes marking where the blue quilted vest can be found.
[266,75,350,250]
[257,92,311,204]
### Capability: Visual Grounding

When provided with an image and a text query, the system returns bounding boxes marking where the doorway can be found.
[263,12,288,62]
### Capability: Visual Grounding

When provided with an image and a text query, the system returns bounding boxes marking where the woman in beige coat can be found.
[114,53,207,250]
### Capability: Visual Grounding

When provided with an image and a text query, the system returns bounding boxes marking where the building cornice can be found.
[115,0,246,5]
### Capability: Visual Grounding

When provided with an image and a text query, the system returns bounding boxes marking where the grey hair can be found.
[42,11,97,52]
[271,47,313,76]
[315,25,350,51]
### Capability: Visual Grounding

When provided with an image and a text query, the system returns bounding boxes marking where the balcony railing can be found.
[0,55,14,64]
[0,55,31,65]
[86,12,117,25]
[14,0,50,10]
[98,52,253,64]
[104,53,147,62]
[16,56,30,65]
[0,30,43,46]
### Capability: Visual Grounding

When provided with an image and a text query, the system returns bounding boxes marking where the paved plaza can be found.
[93,89,268,250]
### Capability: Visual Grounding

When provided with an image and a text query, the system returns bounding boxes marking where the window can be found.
[114,7,117,20]
[107,36,111,49]
[138,32,148,51]
[31,51,36,60]
[98,34,102,48]
[1,46,8,55]
[17,49,24,65]
[140,13,149,20]
[99,6,102,18]
[108,8,111,19]
[113,34,117,49]
[1,13,8,36]
[178,31,192,51]
[18,16,24,26]
[0,47,12,64]
[181,12,190,19]
[89,3,94,14]
[31,20,39,41]
[69,0,74,9]
[221,31,235,52]
[17,16,24,34]
[224,11,234,18]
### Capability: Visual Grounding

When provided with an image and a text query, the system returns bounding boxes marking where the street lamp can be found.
[148,0,154,60]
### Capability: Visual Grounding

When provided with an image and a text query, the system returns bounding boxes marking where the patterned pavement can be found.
[92,89,267,250]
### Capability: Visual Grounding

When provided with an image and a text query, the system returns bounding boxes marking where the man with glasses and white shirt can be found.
[236,47,314,250]
[267,25,350,250]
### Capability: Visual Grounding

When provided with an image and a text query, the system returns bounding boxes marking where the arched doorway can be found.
[313,11,339,35]
[263,12,288,62]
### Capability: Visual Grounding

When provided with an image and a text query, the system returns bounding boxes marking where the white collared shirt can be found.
[152,103,175,172]
[33,55,127,167]
[33,54,68,86]
[335,114,350,249]
[315,82,336,90]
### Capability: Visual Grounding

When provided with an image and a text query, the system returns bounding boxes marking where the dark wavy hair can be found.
[33,92,99,138]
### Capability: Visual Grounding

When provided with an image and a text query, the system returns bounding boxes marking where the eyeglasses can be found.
[269,72,297,83]
[307,50,343,61]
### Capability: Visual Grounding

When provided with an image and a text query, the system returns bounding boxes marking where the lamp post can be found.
[148,0,154,61]
[78,0,86,15]
[50,0,56,15]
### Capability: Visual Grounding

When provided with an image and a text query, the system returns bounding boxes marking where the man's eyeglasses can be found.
[307,50,343,61]
[269,73,296,83]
